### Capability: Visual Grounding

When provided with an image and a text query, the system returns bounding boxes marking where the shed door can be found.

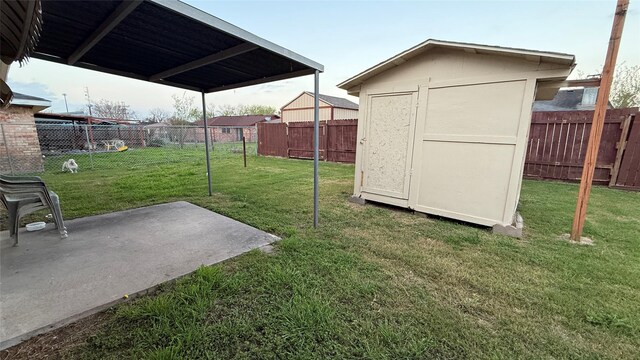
[408,80,528,226]
[361,91,418,199]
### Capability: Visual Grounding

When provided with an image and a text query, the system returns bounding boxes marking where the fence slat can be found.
[615,114,640,189]
[257,122,287,157]
[257,120,358,163]
[524,108,637,185]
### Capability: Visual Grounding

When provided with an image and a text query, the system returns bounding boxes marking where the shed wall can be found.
[281,108,332,123]
[283,93,331,109]
[334,108,359,120]
[281,92,359,122]
[353,48,571,226]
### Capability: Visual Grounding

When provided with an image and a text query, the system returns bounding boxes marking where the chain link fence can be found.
[0,123,257,175]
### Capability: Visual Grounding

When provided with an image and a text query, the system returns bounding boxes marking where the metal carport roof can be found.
[25,0,324,227]
[32,0,323,92]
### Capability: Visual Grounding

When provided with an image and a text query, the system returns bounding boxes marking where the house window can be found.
[222,128,230,134]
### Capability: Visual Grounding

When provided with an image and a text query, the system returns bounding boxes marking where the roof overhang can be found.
[10,95,51,113]
[31,0,323,93]
[0,0,43,66]
[11,99,51,111]
[337,39,576,91]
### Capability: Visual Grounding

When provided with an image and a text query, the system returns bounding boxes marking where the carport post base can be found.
[348,196,366,205]
[492,212,524,238]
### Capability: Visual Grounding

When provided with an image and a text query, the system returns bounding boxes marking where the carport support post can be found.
[313,70,320,228]
[570,0,628,241]
[202,91,213,196]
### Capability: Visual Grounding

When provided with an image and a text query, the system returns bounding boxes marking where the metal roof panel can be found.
[32,0,323,93]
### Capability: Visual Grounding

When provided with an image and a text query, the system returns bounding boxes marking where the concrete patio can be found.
[0,201,279,349]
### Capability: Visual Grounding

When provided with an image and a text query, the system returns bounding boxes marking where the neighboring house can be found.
[35,112,123,124]
[198,115,279,143]
[533,87,613,111]
[0,92,51,173]
[280,92,358,123]
[34,113,147,151]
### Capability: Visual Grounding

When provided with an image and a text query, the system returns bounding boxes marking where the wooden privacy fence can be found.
[524,108,639,190]
[259,111,640,190]
[258,120,358,163]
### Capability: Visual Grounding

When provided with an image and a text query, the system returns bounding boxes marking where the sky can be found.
[7,0,640,118]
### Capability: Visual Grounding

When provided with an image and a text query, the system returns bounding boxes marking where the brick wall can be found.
[0,106,44,173]
[196,126,258,143]
[211,126,257,143]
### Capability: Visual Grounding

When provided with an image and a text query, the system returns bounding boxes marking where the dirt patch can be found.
[390,210,434,225]
[559,233,594,246]
[259,244,277,255]
[0,311,111,360]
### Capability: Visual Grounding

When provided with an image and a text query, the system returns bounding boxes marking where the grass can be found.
[2,147,639,359]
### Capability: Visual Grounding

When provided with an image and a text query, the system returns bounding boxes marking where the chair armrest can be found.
[0,175,44,184]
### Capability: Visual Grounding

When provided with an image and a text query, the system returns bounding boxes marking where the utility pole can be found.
[84,86,93,116]
[62,93,69,113]
[571,0,629,241]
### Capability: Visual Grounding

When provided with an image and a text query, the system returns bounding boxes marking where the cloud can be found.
[6,80,60,102]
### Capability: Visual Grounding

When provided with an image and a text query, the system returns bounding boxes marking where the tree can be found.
[146,107,171,123]
[216,104,276,116]
[610,64,640,108]
[170,93,199,122]
[169,93,200,148]
[242,104,276,115]
[92,99,137,119]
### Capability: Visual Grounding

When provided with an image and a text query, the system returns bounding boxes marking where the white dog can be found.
[62,159,79,173]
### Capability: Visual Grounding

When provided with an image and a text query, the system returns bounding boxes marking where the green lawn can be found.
[3,148,639,359]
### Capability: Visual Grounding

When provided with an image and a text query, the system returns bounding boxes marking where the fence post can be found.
[139,124,146,147]
[84,124,94,169]
[242,136,247,167]
[609,114,632,187]
[1,123,15,174]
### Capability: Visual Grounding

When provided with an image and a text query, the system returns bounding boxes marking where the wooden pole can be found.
[571,0,629,241]
[242,135,247,168]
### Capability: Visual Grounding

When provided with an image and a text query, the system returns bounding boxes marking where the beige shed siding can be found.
[413,81,526,225]
[282,92,359,122]
[333,108,359,120]
[352,47,572,227]
[281,108,332,122]
[282,93,330,123]
[283,93,331,109]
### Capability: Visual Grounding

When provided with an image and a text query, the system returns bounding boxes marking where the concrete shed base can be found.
[492,212,524,238]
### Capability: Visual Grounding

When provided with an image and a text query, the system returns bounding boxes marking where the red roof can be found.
[200,115,279,127]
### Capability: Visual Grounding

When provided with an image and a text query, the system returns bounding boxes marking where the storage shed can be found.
[338,39,575,233]
[280,91,358,123]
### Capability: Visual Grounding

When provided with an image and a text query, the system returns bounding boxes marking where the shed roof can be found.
[202,115,279,127]
[533,88,613,111]
[35,112,136,125]
[306,92,359,110]
[32,0,323,93]
[337,39,576,90]
[10,92,51,111]
[281,91,359,110]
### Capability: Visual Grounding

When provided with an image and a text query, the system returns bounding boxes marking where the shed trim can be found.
[337,39,576,90]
